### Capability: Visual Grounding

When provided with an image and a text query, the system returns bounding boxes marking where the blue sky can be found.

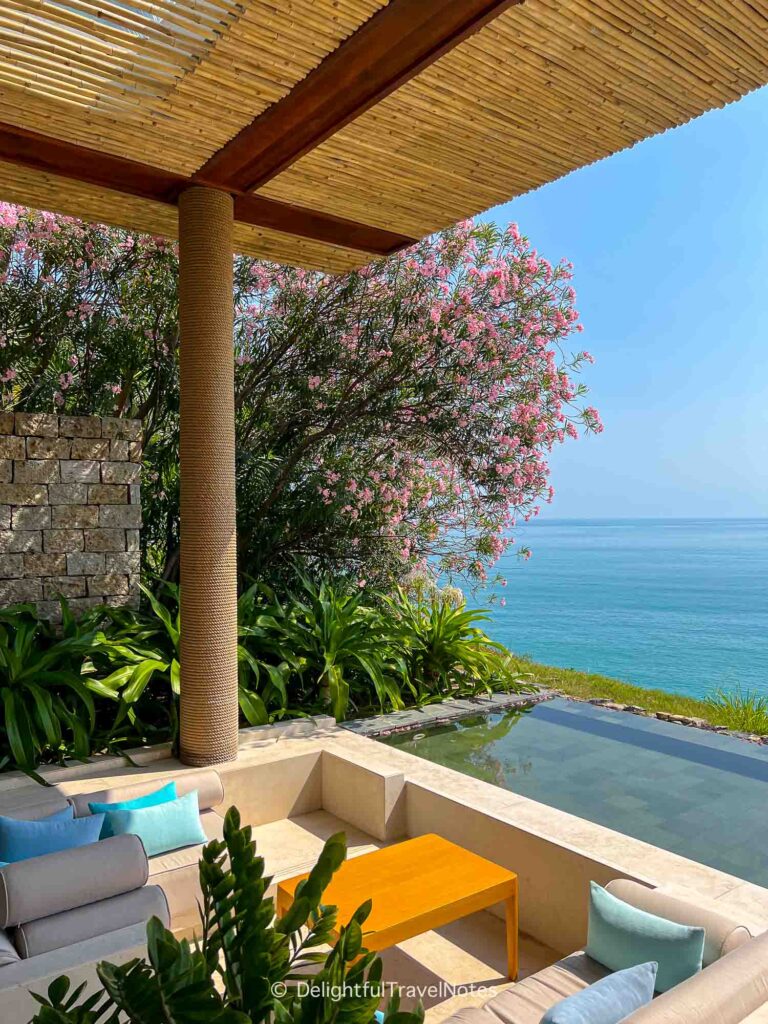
[489,85,768,520]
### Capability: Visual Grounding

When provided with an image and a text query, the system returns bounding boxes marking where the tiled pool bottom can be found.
[381,697,768,886]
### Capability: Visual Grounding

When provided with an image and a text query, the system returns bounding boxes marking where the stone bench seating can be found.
[1,718,767,1022]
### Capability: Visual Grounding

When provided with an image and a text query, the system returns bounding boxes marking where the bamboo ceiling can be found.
[0,0,767,270]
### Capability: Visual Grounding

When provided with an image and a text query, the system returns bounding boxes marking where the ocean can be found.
[486,518,768,700]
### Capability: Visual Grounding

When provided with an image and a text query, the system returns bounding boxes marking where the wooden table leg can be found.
[275,888,286,919]
[505,882,519,981]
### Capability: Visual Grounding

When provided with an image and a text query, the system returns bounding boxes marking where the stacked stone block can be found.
[0,412,141,620]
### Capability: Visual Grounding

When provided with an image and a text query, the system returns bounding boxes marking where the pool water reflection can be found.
[381,697,768,885]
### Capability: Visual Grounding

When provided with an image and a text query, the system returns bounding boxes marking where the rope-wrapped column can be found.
[178,187,238,765]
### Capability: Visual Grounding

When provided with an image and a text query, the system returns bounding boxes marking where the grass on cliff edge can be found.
[505,655,768,735]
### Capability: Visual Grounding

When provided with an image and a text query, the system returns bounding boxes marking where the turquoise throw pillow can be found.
[541,962,657,1023]
[103,790,207,857]
[89,781,177,838]
[0,812,104,863]
[586,882,704,993]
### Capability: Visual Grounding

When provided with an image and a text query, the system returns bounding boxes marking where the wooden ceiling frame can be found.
[0,121,413,255]
[196,0,522,194]
[0,0,519,257]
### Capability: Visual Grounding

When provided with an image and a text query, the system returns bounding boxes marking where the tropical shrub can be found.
[238,576,526,720]
[0,205,599,591]
[238,577,403,722]
[384,590,524,704]
[0,602,118,774]
[28,808,422,1024]
[93,581,288,747]
[0,579,524,773]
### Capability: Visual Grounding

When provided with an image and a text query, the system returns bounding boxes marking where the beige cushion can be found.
[441,1010,495,1024]
[482,953,609,1024]
[624,929,768,1024]
[0,834,147,928]
[0,927,20,966]
[14,884,169,959]
[606,879,752,966]
[68,769,224,818]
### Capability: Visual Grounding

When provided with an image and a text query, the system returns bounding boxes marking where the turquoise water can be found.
[382,699,768,885]
[487,518,768,699]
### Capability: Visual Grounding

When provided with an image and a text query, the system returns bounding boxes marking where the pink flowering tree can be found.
[233,220,601,587]
[0,203,601,589]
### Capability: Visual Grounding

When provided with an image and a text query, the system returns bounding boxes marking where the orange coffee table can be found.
[276,833,519,980]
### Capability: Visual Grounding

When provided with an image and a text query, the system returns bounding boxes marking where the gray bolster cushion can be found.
[14,885,169,959]
[0,834,148,928]
[0,799,71,820]
[68,768,224,818]
[0,926,21,966]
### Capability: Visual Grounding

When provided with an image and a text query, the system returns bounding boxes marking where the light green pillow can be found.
[102,790,206,858]
[586,882,704,993]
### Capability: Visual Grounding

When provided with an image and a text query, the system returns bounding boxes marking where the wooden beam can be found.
[0,122,414,255]
[0,121,184,203]
[196,0,521,193]
[234,195,413,255]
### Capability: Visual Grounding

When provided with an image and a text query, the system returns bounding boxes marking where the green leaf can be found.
[238,687,268,726]
[2,689,38,770]
[122,659,169,703]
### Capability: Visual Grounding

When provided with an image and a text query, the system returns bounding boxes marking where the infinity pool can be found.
[381,697,768,886]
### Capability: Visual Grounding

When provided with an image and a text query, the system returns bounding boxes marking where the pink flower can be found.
[308,375,322,390]
[0,202,19,228]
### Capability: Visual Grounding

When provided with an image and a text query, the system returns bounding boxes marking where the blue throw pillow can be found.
[541,962,657,1023]
[89,781,178,838]
[0,812,104,863]
[586,882,704,993]
[42,806,75,822]
[102,790,207,857]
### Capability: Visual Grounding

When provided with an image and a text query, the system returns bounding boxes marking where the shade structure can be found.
[2,0,768,763]
[1,1,767,271]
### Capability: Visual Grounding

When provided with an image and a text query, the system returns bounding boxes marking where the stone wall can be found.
[0,412,142,620]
